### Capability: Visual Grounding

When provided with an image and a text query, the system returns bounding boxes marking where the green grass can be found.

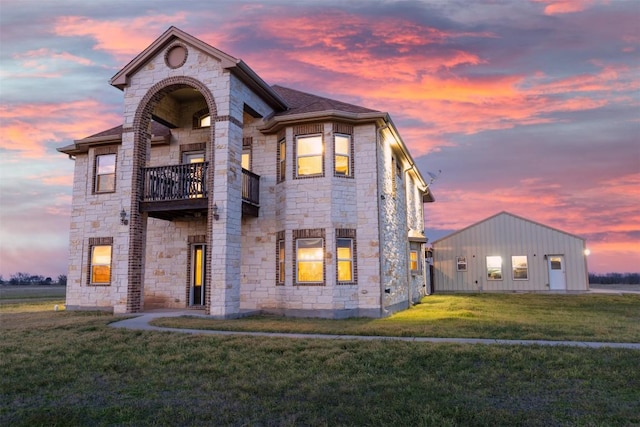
[152,293,640,342]
[1,305,639,426]
[0,285,66,302]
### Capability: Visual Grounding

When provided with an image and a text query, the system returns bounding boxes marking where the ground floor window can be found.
[457,256,467,271]
[293,229,325,285]
[276,230,285,285]
[512,255,529,280]
[486,256,503,280]
[88,237,113,285]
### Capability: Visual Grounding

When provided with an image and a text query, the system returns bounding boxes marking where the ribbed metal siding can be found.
[432,213,588,292]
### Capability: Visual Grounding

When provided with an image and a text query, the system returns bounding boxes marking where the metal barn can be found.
[431,212,589,293]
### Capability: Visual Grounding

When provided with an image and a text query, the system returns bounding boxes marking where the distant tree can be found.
[57,275,67,286]
[589,273,640,284]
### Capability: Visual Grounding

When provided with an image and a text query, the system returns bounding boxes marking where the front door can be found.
[548,255,566,290]
[190,244,206,306]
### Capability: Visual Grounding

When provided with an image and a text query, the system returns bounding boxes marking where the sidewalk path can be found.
[109,311,640,350]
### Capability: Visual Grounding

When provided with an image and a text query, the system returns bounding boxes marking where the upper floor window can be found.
[199,115,211,127]
[296,134,323,177]
[193,108,211,128]
[95,153,116,193]
[278,138,286,183]
[334,134,352,177]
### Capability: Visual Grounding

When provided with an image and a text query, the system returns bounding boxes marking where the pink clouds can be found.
[53,14,188,62]
[0,100,120,158]
[532,0,609,15]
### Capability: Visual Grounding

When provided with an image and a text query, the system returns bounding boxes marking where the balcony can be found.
[139,162,259,220]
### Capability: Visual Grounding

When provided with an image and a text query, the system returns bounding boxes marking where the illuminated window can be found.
[410,250,419,272]
[91,245,112,284]
[457,257,467,271]
[95,153,116,193]
[512,256,529,280]
[337,238,354,282]
[193,108,211,128]
[277,233,285,285]
[296,238,324,283]
[486,256,503,280]
[296,134,323,177]
[334,134,351,177]
[278,138,286,182]
[241,151,251,170]
[199,114,211,127]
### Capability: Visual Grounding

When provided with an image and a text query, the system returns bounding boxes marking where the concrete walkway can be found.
[109,311,640,350]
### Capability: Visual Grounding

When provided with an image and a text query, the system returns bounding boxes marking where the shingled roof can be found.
[272,85,379,116]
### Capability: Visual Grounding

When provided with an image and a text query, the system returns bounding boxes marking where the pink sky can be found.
[0,0,638,278]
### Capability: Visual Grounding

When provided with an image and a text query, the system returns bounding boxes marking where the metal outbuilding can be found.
[431,212,589,293]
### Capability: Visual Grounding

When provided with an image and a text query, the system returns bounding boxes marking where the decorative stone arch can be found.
[126,76,217,313]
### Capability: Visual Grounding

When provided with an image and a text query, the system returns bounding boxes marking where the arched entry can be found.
[125,76,217,313]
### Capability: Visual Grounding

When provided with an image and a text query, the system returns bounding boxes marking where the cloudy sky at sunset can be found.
[1,0,638,278]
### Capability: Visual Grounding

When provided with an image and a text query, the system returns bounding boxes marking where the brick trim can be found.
[293,228,325,286]
[336,229,357,285]
[276,230,285,286]
[130,76,217,314]
[87,237,113,286]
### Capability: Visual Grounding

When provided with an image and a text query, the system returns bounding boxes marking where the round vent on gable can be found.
[165,44,188,69]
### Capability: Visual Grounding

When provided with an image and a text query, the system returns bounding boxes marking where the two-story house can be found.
[58,27,434,318]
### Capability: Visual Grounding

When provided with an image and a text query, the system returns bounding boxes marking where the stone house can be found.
[58,27,434,318]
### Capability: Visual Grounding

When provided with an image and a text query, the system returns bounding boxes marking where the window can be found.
[296,236,324,284]
[410,250,419,272]
[486,256,503,280]
[337,238,354,282]
[512,256,529,280]
[199,115,211,127]
[457,256,467,271]
[278,138,286,183]
[182,150,205,198]
[242,150,251,170]
[296,134,323,177]
[91,244,112,284]
[193,108,211,128]
[277,232,285,286]
[334,134,351,177]
[95,153,116,193]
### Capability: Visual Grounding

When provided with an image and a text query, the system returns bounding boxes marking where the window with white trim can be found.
[512,255,529,280]
[457,256,467,271]
[337,238,354,282]
[334,134,352,177]
[94,153,116,193]
[296,134,323,177]
[487,256,503,280]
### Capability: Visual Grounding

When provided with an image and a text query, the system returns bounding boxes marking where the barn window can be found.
[512,256,529,280]
[456,256,467,271]
[486,256,503,280]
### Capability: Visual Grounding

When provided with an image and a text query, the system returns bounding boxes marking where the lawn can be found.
[152,293,640,343]
[1,300,639,426]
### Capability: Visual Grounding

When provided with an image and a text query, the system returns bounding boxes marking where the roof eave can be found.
[260,110,387,134]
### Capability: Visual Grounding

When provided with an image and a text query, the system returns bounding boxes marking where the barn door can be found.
[548,255,566,290]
